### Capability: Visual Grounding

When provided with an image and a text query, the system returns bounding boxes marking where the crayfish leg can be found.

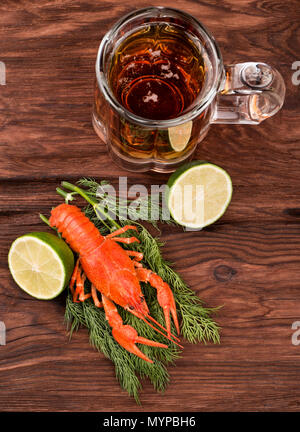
[78,273,91,302]
[91,284,103,308]
[106,225,138,238]
[106,226,140,245]
[126,250,143,261]
[126,251,143,268]
[71,259,91,303]
[110,237,140,245]
[69,258,80,295]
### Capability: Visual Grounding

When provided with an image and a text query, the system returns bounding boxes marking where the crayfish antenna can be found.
[130,310,183,349]
[146,314,181,342]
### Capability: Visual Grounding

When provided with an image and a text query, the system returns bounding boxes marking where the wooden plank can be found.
[0,0,300,411]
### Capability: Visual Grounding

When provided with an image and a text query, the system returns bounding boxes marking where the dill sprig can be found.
[77,177,175,228]
[54,178,221,402]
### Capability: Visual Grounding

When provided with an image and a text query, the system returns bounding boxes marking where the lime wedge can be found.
[8,232,74,300]
[168,121,193,152]
[167,161,232,228]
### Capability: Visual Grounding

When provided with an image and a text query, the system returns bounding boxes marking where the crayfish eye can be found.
[129,305,134,310]
[140,296,145,303]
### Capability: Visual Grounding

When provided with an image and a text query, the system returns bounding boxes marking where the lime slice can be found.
[167,161,232,228]
[8,232,74,300]
[168,121,193,152]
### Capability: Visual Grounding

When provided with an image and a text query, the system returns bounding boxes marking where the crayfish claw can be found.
[102,294,167,363]
[112,325,167,364]
[136,268,180,337]
[170,304,180,335]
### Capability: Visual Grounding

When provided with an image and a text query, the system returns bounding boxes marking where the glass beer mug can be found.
[93,7,285,173]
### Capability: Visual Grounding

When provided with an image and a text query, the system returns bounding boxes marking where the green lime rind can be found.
[167,160,208,188]
[168,120,193,152]
[8,232,74,300]
[166,160,233,229]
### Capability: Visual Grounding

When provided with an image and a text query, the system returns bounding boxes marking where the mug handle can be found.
[211,62,285,124]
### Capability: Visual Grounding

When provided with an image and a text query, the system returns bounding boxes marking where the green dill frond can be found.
[77,178,177,229]
[65,291,175,403]
[59,179,221,403]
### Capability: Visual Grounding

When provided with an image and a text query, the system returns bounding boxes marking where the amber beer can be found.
[94,7,285,172]
[94,22,211,163]
[109,23,205,120]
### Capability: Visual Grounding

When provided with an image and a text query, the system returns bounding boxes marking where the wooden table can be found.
[0,0,299,412]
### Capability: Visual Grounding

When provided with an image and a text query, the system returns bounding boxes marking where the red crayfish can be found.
[50,204,181,363]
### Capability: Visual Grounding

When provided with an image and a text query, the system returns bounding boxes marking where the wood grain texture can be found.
[0,0,300,412]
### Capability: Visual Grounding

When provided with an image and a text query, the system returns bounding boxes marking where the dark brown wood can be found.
[0,0,300,412]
